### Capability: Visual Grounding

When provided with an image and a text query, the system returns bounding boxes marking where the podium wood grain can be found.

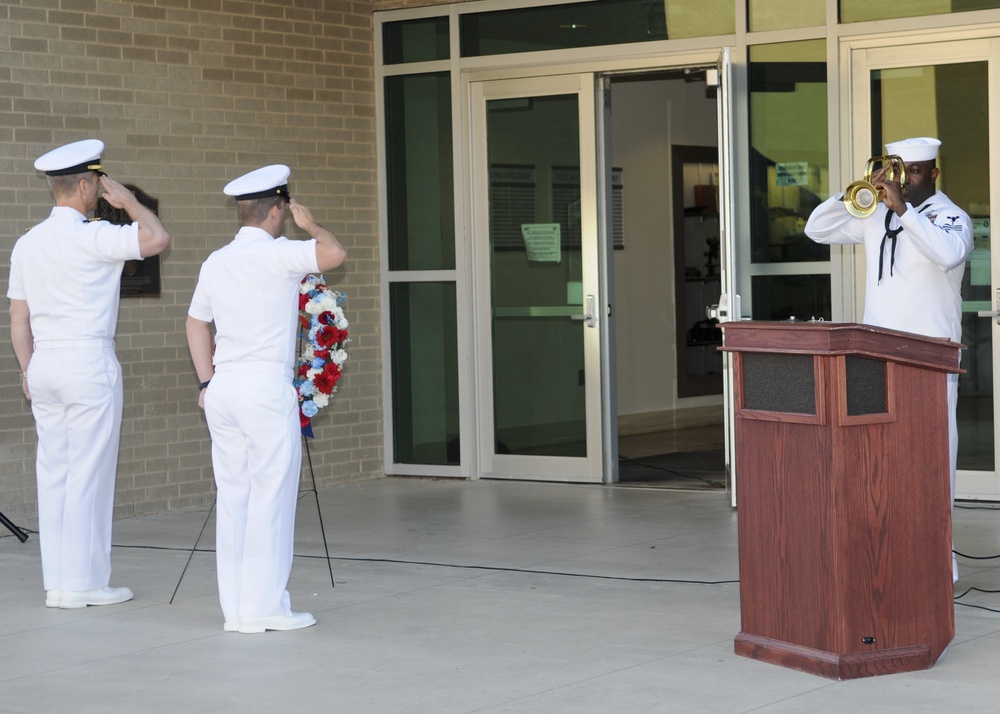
[721,322,957,679]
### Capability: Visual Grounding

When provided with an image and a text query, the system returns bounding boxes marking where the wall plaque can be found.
[96,185,162,298]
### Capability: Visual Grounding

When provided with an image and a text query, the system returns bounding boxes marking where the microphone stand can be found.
[0,509,29,542]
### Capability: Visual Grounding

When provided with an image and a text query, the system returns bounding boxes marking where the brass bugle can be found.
[843,154,907,218]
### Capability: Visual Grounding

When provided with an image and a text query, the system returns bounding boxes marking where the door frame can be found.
[463,50,736,485]
[469,73,604,482]
[844,32,1000,500]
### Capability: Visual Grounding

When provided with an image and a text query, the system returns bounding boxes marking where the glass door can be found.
[851,37,999,499]
[470,74,603,482]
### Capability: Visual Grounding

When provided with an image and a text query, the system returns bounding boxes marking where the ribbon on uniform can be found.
[878,210,903,283]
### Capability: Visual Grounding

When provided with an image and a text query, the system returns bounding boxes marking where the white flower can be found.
[296,274,349,426]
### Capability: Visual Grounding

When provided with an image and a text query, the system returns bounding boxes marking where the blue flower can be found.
[296,274,349,425]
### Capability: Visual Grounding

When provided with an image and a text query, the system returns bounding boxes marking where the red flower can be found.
[315,326,341,349]
[295,275,349,432]
[313,363,342,394]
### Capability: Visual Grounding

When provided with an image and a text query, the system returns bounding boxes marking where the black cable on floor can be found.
[12,538,1000,608]
[109,542,739,585]
[955,602,1000,613]
[954,549,1000,560]
[955,586,1000,614]
[955,502,1000,510]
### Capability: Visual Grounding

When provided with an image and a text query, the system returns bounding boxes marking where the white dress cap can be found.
[34,139,106,176]
[223,164,291,201]
[885,137,941,163]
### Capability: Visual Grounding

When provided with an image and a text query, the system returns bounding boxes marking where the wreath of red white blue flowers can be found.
[295,274,348,433]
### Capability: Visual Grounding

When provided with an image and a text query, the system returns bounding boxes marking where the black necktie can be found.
[878,210,903,283]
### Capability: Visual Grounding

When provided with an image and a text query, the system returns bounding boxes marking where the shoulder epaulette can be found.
[87,217,105,223]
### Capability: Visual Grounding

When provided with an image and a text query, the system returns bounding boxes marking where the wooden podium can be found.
[720,321,960,680]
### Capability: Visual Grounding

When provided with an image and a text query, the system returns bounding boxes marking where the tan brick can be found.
[0,0,382,522]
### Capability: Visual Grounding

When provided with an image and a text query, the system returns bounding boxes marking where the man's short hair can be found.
[46,171,94,199]
[237,195,283,226]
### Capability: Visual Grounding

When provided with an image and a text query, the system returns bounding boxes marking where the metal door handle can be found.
[708,293,741,323]
[570,295,597,328]
[978,288,1000,324]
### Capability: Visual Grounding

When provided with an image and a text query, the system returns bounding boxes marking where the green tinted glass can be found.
[749,40,830,264]
[384,73,456,271]
[460,0,733,57]
[487,93,587,457]
[841,0,1000,23]
[390,282,460,465]
[383,17,449,64]
[868,61,992,471]
[749,0,824,31]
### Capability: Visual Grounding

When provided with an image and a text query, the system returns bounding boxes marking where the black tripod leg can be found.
[0,509,29,543]
[303,436,335,588]
[169,498,215,605]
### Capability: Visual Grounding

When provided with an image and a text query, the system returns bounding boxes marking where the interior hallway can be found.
[2,477,1000,713]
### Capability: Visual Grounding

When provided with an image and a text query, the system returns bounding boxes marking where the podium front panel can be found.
[734,353,826,426]
[844,355,887,416]
[742,353,815,414]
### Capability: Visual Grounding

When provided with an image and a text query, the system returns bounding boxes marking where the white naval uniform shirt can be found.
[7,206,141,336]
[804,190,972,342]
[187,226,319,368]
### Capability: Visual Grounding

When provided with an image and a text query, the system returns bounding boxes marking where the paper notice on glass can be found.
[521,223,561,263]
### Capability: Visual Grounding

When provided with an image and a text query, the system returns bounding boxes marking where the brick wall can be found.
[0,0,382,522]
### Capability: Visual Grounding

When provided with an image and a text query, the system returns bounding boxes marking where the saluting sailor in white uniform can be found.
[805,137,973,580]
[8,139,171,608]
[186,165,346,634]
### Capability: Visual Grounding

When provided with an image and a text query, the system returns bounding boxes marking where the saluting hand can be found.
[99,176,138,211]
[288,198,345,272]
[288,199,321,236]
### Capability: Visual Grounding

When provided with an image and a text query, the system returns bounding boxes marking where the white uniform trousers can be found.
[28,340,122,592]
[205,366,301,619]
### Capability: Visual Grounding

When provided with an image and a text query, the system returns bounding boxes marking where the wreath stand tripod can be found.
[169,435,335,604]
[0,509,29,542]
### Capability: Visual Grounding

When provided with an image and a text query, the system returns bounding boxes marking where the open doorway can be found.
[608,69,726,490]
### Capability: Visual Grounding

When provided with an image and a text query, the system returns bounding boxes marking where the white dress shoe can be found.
[238,612,316,634]
[45,590,61,608]
[224,619,240,633]
[58,586,134,609]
